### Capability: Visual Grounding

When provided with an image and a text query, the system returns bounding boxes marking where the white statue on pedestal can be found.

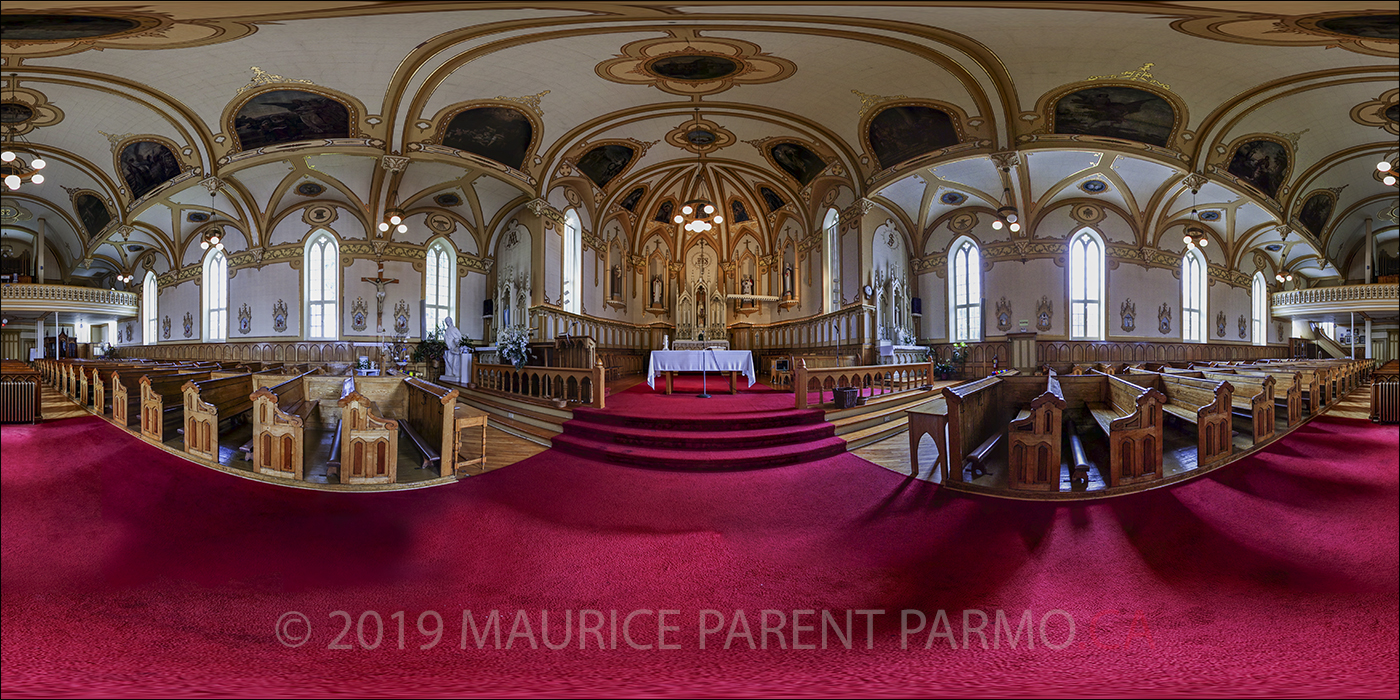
[442,316,463,351]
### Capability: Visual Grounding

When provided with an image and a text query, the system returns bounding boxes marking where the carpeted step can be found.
[569,406,825,431]
[560,420,835,450]
[550,432,849,470]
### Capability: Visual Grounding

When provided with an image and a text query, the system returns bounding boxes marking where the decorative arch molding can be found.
[1020,79,1190,162]
[219,84,368,158]
[423,100,542,173]
[1027,198,1143,246]
[857,97,972,171]
[107,134,193,205]
[1210,132,1296,204]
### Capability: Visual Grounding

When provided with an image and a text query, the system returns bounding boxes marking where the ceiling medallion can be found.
[664,114,735,155]
[1350,88,1399,136]
[0,13,256,59]
[1079,179,1108,194]
[596,32,796,96]
[0,77,63,137]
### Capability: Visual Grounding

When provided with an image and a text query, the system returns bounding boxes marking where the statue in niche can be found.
[651,275,663,306]
[741,275,755,308]
[783,264,794,298]
[696,295,706,327]
[610,265,622,300]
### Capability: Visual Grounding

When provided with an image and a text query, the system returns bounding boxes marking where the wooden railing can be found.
[531,306,653,349]
[1037,340,1285,367]
[1,282,138,309]
[1272,283,1398,315]
[794,358,935,409]
[471,360,605,409]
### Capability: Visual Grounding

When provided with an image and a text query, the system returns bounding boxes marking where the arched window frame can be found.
[822,208,840,312]
[424,237,457,338]
[201,248,228,342]
[142,271,158,345]
[304,230,339,340]
[1068,228,1106,340]
[1252,272,1268,346]
[562,208,582,315]
[1181,246,1207,343]
[947,236,982,342]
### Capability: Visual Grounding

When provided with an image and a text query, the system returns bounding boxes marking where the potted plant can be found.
[412,328,450,380]
[497,325,533,370]
[950,342,970,378]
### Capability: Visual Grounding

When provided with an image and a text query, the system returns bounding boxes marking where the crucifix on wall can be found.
[362,262,399,332]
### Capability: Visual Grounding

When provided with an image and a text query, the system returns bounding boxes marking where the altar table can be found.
[647,350,756,394]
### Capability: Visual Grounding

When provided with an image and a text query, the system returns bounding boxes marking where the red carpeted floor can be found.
[2,411,1397,697]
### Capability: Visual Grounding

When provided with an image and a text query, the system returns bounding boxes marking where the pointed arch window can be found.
[1252,272,1267,346]
[1182,247,1207,343]
[562,208,582,314]
[142,271,158,345]
[823,208,840,311]
[949,237,981,342]
[1068,228,1105,340]
[305,231,338,339]
[425,239,456,336]
[202,249,228,342]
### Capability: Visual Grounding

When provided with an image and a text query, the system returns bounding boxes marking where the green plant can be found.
[950,342,970,367]
[412,328,449,363]
[355,358,371,370]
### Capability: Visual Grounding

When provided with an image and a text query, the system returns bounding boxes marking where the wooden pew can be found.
[1007,370,1066,491]
[140,370,213,442]
[1066,421,1092,491]
[1086,372,1166,487]
[1190,369,1277,442]
[1119,370,1234,466]
[250,371,318,480]
[109,367,197,427]
[337,377,400,484]
[182,371,269,461]
[1227,363,1326,415]
[402,377,488,478]
[942,375,1014,480]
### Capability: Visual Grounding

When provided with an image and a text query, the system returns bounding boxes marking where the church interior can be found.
[1,2,1397,696]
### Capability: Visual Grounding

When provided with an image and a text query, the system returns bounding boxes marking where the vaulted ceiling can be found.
[1,1,1395,287]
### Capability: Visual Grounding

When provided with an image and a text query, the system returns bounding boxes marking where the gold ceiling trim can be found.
[235,67,315,95]
[1087,62,1171,91]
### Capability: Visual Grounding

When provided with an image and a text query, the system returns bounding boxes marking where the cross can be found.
[361,262,399,332]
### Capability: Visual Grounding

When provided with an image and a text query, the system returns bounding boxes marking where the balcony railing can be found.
[1,283,139,313]
[1272,283,1398,316]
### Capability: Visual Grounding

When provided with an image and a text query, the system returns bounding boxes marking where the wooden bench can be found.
[403,377,489,478]
[1086,371,1166,487]
[1007,370,1066,491]
[140,370,213,442]
[109,367,194,428]
[250,371,318,480]
[1190,369,1277,443]
[337,377,399,484]
[182,372,266,461]
[942,375,1014,480]
[1230,364,1326,414]
[1120,371,1234,466]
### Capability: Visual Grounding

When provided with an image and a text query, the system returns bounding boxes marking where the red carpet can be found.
[2,413,1397,697]
[562,377,844,469]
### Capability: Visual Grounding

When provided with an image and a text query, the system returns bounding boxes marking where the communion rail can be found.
[794,359,936,409]
[471,361,606,409]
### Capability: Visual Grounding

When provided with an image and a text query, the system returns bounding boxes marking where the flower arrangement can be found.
[412,327,449,364]
[497,324,533,370]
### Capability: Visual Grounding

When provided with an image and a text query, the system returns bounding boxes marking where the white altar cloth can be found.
[647,350,756,389]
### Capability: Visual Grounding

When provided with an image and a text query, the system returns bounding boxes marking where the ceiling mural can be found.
[0,1,1392,288]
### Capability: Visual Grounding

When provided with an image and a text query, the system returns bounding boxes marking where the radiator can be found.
[1373,380,1400,424]
[0,380,39,423]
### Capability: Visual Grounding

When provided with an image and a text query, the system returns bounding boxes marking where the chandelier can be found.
[2,77,46,191]
[1378,159,1397,187]
[1274,272,1293,284]
[378,208,407,235]
[1183,187,1208,249]
[990,187,1020,232]
[674,198,723,233]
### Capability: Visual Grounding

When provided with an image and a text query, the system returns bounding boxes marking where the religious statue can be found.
[442,316,463,351]
[741,275,755,309]
[610,265,622,300]
[696,296,706,326]
[651,275,663,307]
[782,263,794,299]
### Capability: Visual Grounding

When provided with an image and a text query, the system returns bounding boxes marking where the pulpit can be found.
[555,336,597,369]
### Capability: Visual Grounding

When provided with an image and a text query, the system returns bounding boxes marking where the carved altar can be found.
[672,340,730,351]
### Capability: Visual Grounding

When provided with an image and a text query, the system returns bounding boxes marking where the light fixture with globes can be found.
[378,209,408,235]
[199,229,225,252]
[990,187,1021,233]
[674,199,723,233]
[2,75,46,190]
[1183,187,1209,249]
[1378,159,1397,187]
[1274,272,1293,284]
